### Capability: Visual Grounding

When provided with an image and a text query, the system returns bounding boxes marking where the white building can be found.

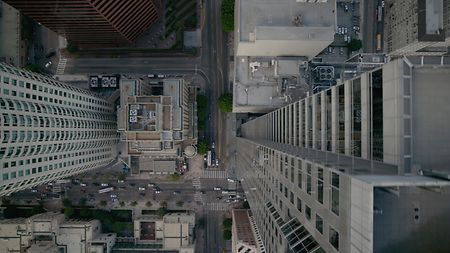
[0,63,118,196]
[0,212,116,253]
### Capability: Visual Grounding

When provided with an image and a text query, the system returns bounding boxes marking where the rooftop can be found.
[239,0,336,42]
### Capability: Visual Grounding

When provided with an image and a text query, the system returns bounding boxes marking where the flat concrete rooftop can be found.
[239,0,336,42]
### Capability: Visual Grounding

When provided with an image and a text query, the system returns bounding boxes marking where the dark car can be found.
[45,51,56,58]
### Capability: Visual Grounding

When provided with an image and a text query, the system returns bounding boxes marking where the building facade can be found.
[231,209,265,253]
[384,0,450,56]
[0,62,118,196]
[236,57,450,253]
[0,212,116,253]
[3,0,160,47]
[117,79,197,175]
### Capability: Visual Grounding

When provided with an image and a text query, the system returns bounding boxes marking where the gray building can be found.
[117,79,197,175]
[385,0,450,56]
[236,57,450,253]
[0,62,118,196]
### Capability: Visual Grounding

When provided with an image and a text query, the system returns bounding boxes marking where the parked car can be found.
[148,183,155,187]
[117,180,124,183]
[110,194,117,198]
[138,187,146,191]
[157,74,165,78]
[155,189,162,194]
[101,183,108,187]
[173,191,180,195]
[44,61,52,68]
[148,74,155,78]
[80,183,87,187]
[214,187,222,191]
[45,51,56,58]
[227,178,235,183]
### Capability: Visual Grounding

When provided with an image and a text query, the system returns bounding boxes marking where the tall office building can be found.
[3,0,160,47]
[0,62,118,196]
[236,57,450,253]
[384,0,450,56]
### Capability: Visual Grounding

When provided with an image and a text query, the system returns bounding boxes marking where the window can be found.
[297,198,302,212]
[316,215,323,234]
[2,173,8,180]
[329,226,339,250]
[331,172,340,215]
[317,167,324,204]
[290,191,294,204]
[305,205,311,220]
[307,164,312,195]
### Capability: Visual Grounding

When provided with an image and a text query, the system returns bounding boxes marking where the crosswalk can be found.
[192,177,201,189]
[201,170,228,179]
[194,191,204,202]
[206,202,229,211]
[56,58,67,75]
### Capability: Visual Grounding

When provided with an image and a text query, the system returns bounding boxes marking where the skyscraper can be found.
[236,57,450,253]
[0,62,118,196]
[3,0,160,47]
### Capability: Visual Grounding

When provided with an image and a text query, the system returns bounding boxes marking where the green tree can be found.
[197,94,208,131]
[78,198,87,206]
[24,64,41,73]
[160,201,168,208]
[66,42,79,53]
[119,201,125,207]
[64,207,74,218]
[223,229,232,240]
[62,198,72,207]
[221,0,235,32]
[167,173,180,181]
[100,200,107,207]
[157,207,168,217]
[223,218,232,229]
[348,39,363,52]
[197,139,210,155]
[80,208,91,218]
[145,201,153,207]
[130,201,138,207]
[218,93,233,113]
[243,201,250,209]
[176,200,184,207]
[117,173,126,181]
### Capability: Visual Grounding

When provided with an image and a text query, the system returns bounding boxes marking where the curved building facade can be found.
[0,63,119,196]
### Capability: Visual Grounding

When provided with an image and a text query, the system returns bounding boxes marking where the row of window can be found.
[1,129,117,144]
[0,139,117,160]
[0,98,115,121]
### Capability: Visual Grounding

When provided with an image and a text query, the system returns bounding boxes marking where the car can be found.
[44,61,52,68]
[155,189,162,194]
[340,47,345,55]
[343,27,348,34]
[337,27,342,34]
[110,194,117,198]
[211,142,215,149]
[92,182,100,186]
[31,189,38,193]
[344,4,349,12]
[157,74,165,78]
[200,190,205,194]
[129,182,136,186]
[215,159,219,167]
[216,196,223,200]
[148,183,155,187]
[80,183,87,187]
[353,26,360,31]
[45,51,56,58]
[227,178,235,183]
[225,199,231,203]
[173,191,180,195]
[214,187,222,191]
[147,74,155,78]
[112,198,118,202]
[101,183,108,187]
[222,190,229,194]
[381,0,385,8]
[138,187,146,191]
[117,180,124,183]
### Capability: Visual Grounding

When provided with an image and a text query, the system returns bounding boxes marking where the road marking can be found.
[56,58,67,75]
[206,202,229,211]
[194,191,204,202]
[201,170,228,179]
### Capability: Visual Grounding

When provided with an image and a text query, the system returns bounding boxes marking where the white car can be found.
[148,74,155,78]
[227,178,235,183]
[157,74,165,78]
[148,183,155,187]
[117,180,124,183]
[138,187,146,191]
[221,190,229,194]
[343,27,348,34]
[155,189,161,194]
[110,194,117,198]
[214,187,222,191]
[80,183,87,187]
[101,183,108,187]
[44,61,52,68]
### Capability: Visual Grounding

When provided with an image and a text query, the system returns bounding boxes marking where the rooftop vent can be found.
[292,15,302,26]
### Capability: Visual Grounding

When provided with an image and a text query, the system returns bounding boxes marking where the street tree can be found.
[119,201,125,207]
[130,201,138,207]
[100,200,107,207]
[218,93,233,113]
[157,207,168,217]
[64,207,74,218]
[197,139,210,155]
[145,201,153,207]
[243,201,250,209]
[221,0,235,32]
[160,201,168,208]
[223,229,232,240]
[348,39,363,52]
[223,218,232,229]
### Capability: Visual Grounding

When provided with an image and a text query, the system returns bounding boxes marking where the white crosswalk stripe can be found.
[194,191,204,202]
[201,170,228,179]
[192,178,201,189]
[206,202,229,211]
[56,58,67,75]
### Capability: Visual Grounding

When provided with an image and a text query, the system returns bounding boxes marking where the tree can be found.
[100,200,107,207]
[130,201,138,207]
[160,201,168,208]
[119,201,125,207]
[64,207,74,218]
[78,198,87,206]
[348,39,363,52]
[176,201,184,207]
[221,0,235,32]
[62,198,72,207]
[218,93,233,113]
[197,139,210,155]
[117,173,126,181]
[80,208,90,218]
[145,201,153,207]
[66,42,79,53]
[223,218,232,229]
[196,95,208,131]
[223,229,232,240]
[24,64,41,73]
[157,207,168,217]
[243,201,250,209]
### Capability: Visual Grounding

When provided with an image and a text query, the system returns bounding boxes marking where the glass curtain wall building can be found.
[0,63,119,196]
[236,57,450,253]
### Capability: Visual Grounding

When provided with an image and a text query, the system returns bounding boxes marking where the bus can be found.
[376,34,382,51]
[99,187,114,194]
